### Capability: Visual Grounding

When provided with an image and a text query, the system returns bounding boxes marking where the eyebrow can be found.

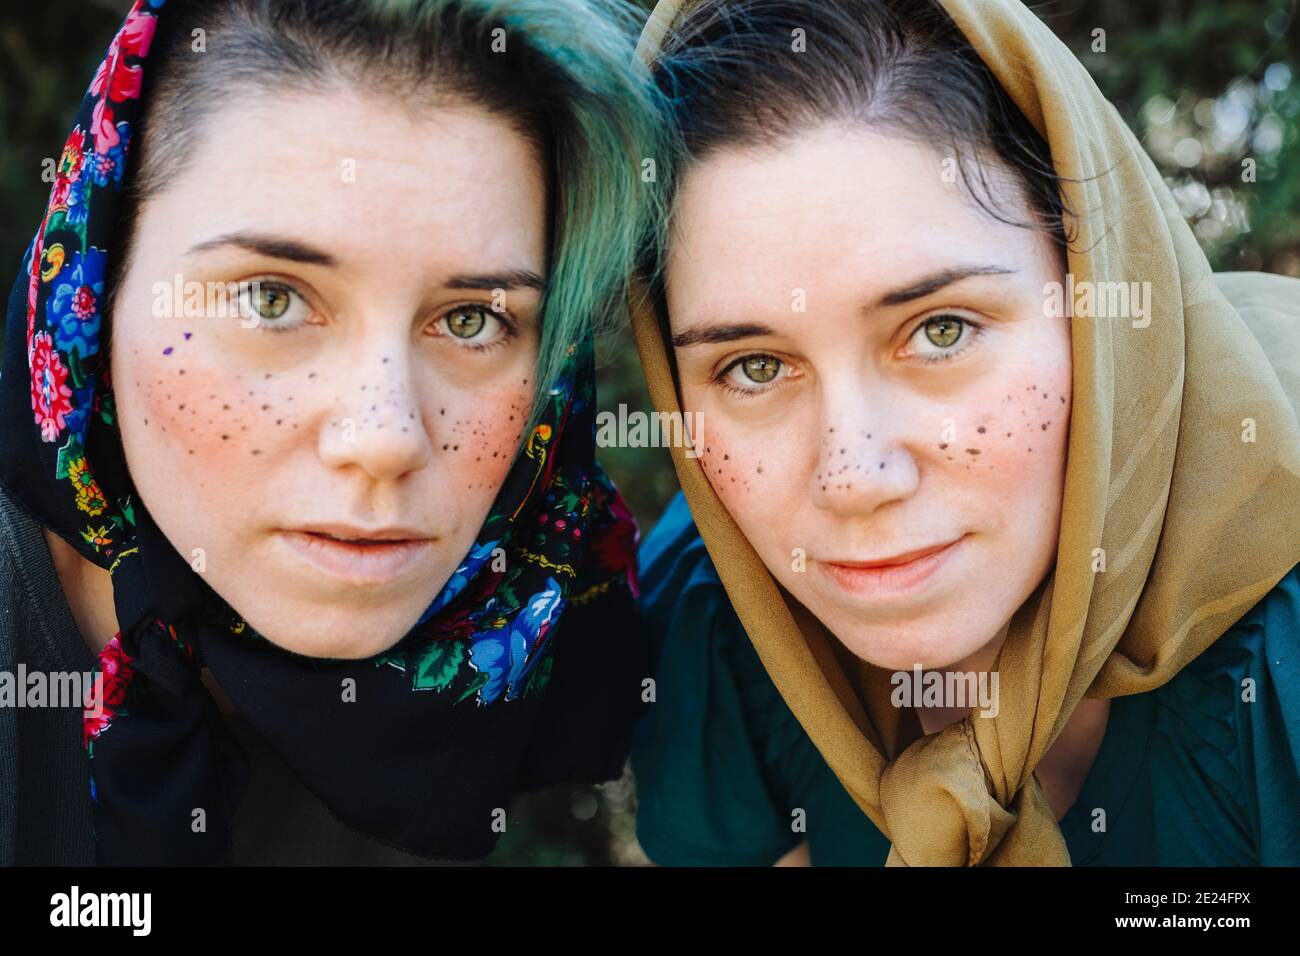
[671,264,1017,348]
[187,232,337,266]
[445,269,546,292]
[876,265,1017,307]
[671,322,775,348]
[186,232,545,291]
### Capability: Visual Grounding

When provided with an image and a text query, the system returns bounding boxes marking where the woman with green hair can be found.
[0,0,665,865]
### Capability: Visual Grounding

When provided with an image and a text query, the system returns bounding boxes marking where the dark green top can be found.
[630,492,1300,866]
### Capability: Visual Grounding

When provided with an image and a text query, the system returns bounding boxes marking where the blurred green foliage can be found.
[1,0,1294,866]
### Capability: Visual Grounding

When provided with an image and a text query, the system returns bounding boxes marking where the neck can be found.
[912,620,1010,737]
[43,527,119,656]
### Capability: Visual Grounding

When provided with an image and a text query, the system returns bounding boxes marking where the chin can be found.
[812,607,991,673]
[238,600,418,660]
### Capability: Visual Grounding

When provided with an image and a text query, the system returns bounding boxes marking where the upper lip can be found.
[824,537,961,569]
[290,523,433,543]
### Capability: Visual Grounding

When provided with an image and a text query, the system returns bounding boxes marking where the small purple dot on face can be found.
[183,332,192,340]
[162,347,174,356]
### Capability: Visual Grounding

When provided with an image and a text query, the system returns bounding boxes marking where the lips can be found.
[827,539,960,570]
[295,523,431,543]
[278,528,435,584]
[818,535,967,598]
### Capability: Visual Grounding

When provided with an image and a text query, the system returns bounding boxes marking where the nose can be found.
[809,379,918,516]
[316,346,434,482]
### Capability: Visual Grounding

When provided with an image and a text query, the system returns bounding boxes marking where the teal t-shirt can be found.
[630,492,1300,866]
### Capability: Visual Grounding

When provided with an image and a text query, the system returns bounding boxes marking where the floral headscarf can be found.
[0,0,647,864]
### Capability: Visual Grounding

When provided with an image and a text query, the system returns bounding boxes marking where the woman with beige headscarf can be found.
[628,0,1300,866]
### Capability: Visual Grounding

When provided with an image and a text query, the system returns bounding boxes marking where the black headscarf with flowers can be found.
[0,0,647,864]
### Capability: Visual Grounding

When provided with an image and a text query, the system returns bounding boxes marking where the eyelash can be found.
[244,281,518,349]
[712,355,787,400]
[710,314,985,398]
[435,306,519,352]
[910,314,985,364]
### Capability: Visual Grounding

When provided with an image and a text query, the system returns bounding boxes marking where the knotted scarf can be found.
[633,0,1300,866]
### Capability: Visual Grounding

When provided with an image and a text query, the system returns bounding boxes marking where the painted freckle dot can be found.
[221,434,230,440]
[1006,432,1011,437]
[163,347,173,356]
[965,448,981,455]
[1041,423,1049,430]
[977,426,986,434]
[939,443,949,449]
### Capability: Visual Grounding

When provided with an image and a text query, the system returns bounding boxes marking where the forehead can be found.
[665,124,1039,315]
[146,88,548,272]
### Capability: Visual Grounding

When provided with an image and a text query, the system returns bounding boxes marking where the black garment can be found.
[0,480,469,866]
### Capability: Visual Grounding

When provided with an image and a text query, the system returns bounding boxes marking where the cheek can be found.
[687,395,807,547]
[937,354,1072,546]
[119,340,301,477]
[433,377,532,493]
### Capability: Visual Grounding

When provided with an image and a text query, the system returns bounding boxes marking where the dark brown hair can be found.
[653,0,1074,249]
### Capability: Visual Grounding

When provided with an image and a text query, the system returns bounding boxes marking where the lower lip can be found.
[819,536,966,598]
[279,531,432,584]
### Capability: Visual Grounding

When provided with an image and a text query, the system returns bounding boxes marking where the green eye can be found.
[253,284,291,320]
[923,316,963,348]
[447,307,488,339]
[739,354,781,384]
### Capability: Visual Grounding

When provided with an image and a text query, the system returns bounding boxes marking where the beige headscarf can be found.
[632,0,1300,865]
